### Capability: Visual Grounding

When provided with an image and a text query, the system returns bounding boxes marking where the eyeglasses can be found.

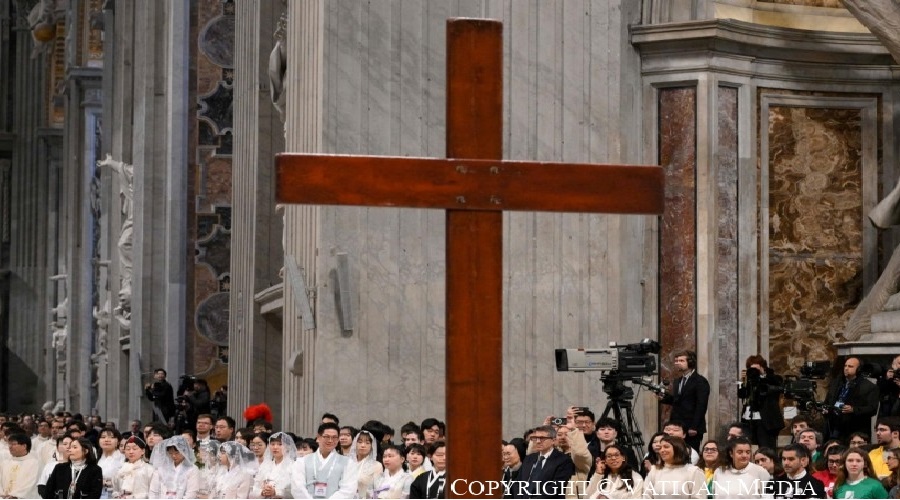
[703,448,718,452]
[320,435,339,441]
[529,436,552,442]
[828,459,843,464]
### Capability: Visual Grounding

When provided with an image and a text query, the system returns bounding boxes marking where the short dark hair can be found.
[181,428,197,441]
[577,408,596,422]
[723,437,752,468]
[7,432,30,453]
[420,418,442,432]
[428,440,446,456]
[782,443,810,460]
[662,420,687,434]
[405,442,427,458]
[321,413,340,425]
[876,417,900,434]
[217,416,236,430]
[99,428,122,441]
[400,421,421,436]
[318,422,340,436]
[149,423,172,439]
[672,350,697,369]
[154,368,167,376]
[595,417,620,433]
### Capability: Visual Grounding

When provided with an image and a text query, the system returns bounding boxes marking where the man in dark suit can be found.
[823,356,879,440]
[512,425,575,499]
[659,350,710,452]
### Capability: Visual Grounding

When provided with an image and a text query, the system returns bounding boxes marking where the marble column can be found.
[5,9,56,412]
[229,0,285,423]
[282,0,323,435]
[163,0,188,378]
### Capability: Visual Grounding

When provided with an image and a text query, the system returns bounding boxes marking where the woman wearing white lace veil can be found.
[250,431,296,498]
[113,436,153,499]
[350,430,383,498]
[148,435,200,498]
[196,439,222,497]
[215,441,258,498]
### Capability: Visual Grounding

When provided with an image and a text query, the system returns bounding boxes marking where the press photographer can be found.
[738,355,784,449]
[823,356,879,440]
[877,354,900,418]
[176,376,211,430]
[143,368,175,424]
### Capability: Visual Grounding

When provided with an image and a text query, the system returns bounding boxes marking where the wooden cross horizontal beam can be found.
[276,153,664,214]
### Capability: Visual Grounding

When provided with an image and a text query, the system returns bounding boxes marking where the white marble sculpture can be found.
[267,9,288,122]
[97,154,134,330]
[49,275,68,361]
[839,1,900,340]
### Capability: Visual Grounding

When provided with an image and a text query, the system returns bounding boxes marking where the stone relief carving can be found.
[97,154,133,330]
[49,274,68,367]
[267,8,287,123]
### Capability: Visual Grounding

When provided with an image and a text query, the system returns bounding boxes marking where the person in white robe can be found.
[350,430,383,498]
[97,428,125,499]
[372,444,411,499]
[148,435,200,499]
[114,436,154,499]
[113,436,155,498]
[0,433,41,499]
[290,423,359,499]
[215,441,258,499]
[196,439,222,497]
[250,432,296,498]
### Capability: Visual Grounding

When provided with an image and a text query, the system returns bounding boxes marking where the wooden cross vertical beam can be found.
[444,19,503,495]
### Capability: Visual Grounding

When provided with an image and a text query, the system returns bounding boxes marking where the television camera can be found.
[555,339,660,459]
[781,360,831,413]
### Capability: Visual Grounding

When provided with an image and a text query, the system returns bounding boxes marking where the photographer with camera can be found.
[143,368,175,425]
[823,356,879,441]
[738,355,784,449]
[877,354,900,418]
[542,407,592,498]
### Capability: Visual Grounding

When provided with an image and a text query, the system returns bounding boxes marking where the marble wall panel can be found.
[767,106,863,376]
[717,86,739,418]
[189,0,233,383]
[756,0,842,6]
[659,87,697,383]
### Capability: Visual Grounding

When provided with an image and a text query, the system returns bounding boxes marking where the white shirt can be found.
[0,453,40,499]
[712,463,773,499]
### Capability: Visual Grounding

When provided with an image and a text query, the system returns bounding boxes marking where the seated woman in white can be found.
[113,436,154,499]
[373,444,412,499]
[351,430,383,498]
[250,431,296,499]
[215,441,258,499]
[148,435,200,499]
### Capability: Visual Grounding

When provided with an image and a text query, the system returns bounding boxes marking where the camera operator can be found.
[877,354,900,418]
[181,378,211,416]
[210,385,227,420]
[738,355,784,449]
[823,356,879,440]
[143,368,175,425]
[659,350,710,452]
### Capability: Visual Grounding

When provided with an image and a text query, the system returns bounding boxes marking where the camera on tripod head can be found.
[781,360,831,413]
[555,338,660,377]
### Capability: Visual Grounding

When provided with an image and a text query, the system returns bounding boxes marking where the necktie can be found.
[536,455,545,473]
[679,375,688,394]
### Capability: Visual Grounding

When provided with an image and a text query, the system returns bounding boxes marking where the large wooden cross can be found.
[277,19,664,497]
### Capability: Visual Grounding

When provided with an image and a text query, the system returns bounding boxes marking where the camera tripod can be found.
[600,375,645,461]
